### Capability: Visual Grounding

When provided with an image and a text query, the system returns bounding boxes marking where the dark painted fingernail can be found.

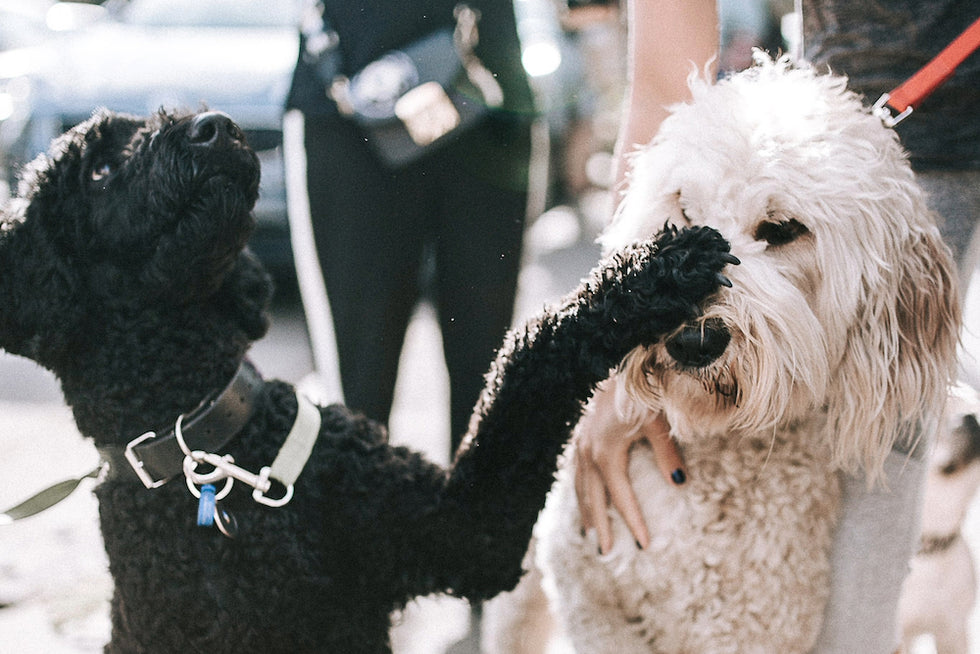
[580,527,586,538]
[722,253,741,265]
[716,273,732,288]
[671,468,687,484]
[635,540,644,550]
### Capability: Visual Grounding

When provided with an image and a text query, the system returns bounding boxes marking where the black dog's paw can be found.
[599,225,738,347]
[652,224,739,297]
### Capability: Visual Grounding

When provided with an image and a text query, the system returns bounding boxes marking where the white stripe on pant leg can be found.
[282,109,345,405]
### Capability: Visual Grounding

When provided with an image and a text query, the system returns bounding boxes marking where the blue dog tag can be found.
[197,484,216,527]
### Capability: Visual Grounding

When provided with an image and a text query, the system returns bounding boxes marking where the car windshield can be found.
[123,0,299,29]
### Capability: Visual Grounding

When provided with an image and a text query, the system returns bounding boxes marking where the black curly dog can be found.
[0,108,736,653]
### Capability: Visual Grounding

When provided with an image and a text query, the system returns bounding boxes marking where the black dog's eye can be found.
[90,162,112,182]
[754,217,809,247]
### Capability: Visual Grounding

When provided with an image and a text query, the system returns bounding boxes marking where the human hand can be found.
[574,382,685,554]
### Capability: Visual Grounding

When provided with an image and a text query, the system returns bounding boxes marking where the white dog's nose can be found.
[665,319,730,368]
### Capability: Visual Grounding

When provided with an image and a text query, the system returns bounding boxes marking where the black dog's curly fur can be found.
[0,109,735,653]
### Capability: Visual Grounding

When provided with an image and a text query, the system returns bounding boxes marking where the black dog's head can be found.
[20,108,261,296]
[0,109,271,368]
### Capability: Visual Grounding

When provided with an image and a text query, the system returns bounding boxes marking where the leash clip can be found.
[181,449,294,508]
[252,467,294,508]
[872,93,913,128]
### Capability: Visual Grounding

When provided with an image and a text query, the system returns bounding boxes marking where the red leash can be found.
[873,14,980,127]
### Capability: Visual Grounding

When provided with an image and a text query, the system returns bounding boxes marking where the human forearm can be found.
[612,0,720,191]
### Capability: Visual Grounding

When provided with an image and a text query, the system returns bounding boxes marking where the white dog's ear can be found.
[828,227,960,481]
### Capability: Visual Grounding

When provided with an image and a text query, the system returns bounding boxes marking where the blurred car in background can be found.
[0,0,302,277]
[0,0,580,279]
[0,1,55,52]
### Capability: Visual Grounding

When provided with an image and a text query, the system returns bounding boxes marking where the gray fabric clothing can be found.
[918,168,980,273]
[813,450,928,654]
[801,0,980,170]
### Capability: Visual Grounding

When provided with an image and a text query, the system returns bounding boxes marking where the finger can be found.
[586,468,614,556]
[599,447,650,550]
[644,413,687,485]
[574,455,598,534]
[575,455,612,554]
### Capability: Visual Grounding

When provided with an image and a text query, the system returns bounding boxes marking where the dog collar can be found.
[99,360,265,488]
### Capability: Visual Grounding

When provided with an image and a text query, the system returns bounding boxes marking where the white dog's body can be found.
[540,429,839,652]
[535,57,960,653]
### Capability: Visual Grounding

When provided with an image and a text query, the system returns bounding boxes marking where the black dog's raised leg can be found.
[385,226,737,601]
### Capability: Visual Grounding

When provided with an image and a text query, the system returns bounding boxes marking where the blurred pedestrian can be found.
[575,2,979,653]
[284,0,536,458]
[283,2,536,651]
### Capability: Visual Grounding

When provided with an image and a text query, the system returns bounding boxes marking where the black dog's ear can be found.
[0,217,83,367]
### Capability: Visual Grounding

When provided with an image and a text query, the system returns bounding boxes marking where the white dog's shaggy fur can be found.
[533,56,961,653]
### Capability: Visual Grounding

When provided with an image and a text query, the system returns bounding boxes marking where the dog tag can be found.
[197,483,216,527]
[214,506,238,539]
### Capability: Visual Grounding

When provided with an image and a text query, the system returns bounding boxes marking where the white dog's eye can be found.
[754,218,809,247]
[90,162,112,182]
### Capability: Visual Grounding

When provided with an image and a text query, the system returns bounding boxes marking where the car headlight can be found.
[0,76,32,121]
[0,92,14,122]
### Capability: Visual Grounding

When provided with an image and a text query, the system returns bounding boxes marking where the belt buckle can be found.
[124,432,169,489]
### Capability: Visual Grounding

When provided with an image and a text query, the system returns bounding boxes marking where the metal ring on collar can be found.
[252,466,294,508]
[183,456,234,501]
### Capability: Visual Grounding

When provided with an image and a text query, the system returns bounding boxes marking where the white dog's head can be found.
[606,55,960,480]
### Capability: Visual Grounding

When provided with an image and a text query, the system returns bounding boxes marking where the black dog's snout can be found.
[665,318,730,368]
[188,112,244,149]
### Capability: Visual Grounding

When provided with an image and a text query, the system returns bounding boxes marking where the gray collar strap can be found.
[180,391,321,509]
[1,467,102,525]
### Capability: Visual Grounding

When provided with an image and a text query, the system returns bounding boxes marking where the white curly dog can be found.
[528,57,961,654]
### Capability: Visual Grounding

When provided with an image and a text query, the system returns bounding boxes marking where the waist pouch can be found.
[326,6,503,168]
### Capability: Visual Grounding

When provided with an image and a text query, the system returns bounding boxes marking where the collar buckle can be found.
[124,431,170,489]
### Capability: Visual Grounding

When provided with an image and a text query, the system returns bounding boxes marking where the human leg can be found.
[301,115,426,423]
[431,119,532,451]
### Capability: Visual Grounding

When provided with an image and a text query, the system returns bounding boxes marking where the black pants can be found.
[301,112,531,452]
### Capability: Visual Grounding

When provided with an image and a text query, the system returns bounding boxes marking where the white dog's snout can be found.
[664,318,730,368]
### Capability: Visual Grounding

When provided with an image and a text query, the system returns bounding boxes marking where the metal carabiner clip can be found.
[872,93,913,128]
[252,467,294,508]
